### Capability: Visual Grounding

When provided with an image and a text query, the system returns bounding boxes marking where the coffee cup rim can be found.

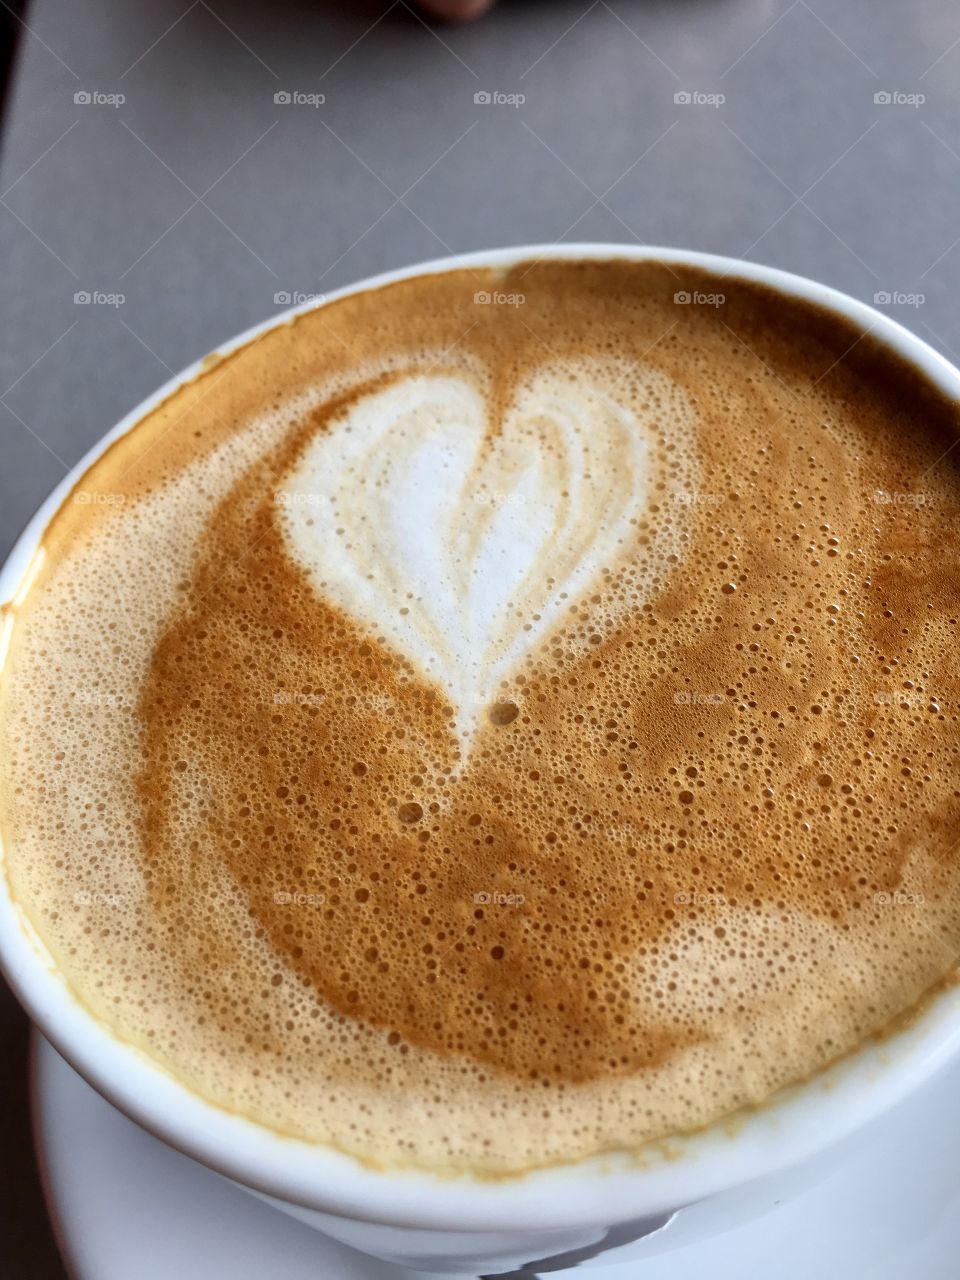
[2,242,960,1232]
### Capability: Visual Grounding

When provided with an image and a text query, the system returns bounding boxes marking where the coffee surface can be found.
[3,258,960,1173]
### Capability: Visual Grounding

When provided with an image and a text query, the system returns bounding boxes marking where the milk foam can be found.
[4,259,960,1178]
[280,362,689,739]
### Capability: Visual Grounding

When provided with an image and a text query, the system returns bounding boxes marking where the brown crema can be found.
[3,259,960,1174]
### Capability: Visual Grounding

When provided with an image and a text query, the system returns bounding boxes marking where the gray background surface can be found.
[2,0,960,1274]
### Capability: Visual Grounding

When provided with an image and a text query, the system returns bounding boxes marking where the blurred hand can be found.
[417,0,496,20]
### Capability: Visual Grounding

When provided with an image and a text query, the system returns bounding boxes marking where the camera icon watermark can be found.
[74,89,125,108]
[73,490,125,506]
[274,490,321,507]
[674,290,725,307]
[274,90,325,107]
[873,290,925,308]
[873,90,924,108]
[872,488,929,507]
[273,889,326,906]
[473,289,525,307]
[473,90,525,108]
[74,290,125,307]
[473,890,525,906]
[273,289,327,307]
[674,89,725,108]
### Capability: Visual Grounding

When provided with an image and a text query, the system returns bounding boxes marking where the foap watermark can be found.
[273,690,326,707]
[273,890,327,906]
[873,691,930,709]
[465,691,522,710]
[275,490,321,507]
[874,290,925,308]
[74,890,128,908]
[73,490,125,506]
[74,290,125,307]
[672,490,722,506]
[873,90,925,108]
[872,489,931,508]
[475,489,526,507]
[74,89,124,108]
[274,90,325,108]
[674,890,725,907]
[73,689,129,708]
[674,289,724,307]
[274,290,326,307]
[474,289,525,307]
[673,691,724,706]
[874,890,925,906]
[674,89,725,108]
[474,90,525,108]
[474,891,525,907]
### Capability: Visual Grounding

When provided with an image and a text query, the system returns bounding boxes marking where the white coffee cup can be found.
[3,245,960,1275]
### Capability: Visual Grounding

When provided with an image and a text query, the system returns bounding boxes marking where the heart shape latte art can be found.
[277,360,698,740]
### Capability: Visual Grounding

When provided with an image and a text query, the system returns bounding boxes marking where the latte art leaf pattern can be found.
[279,364,693,738]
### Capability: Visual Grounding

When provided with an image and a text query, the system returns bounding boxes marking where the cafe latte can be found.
[3,258,960,1173]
